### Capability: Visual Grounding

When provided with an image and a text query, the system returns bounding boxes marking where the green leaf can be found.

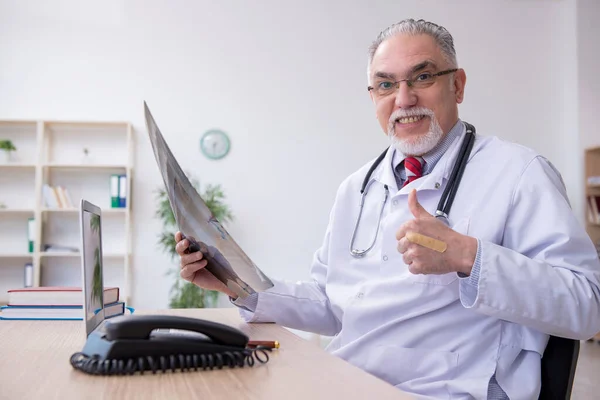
[0,140,16,151]
[92,247,103,302]
[90,214,100,233]
[168,281,219,308]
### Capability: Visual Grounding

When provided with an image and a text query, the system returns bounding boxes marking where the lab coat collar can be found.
[371,122,469,193]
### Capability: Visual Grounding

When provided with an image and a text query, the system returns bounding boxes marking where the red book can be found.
[7,286,119,306]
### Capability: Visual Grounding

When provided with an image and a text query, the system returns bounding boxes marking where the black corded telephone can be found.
[70,315,271,376]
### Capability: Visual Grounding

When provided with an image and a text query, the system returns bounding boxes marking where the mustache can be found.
[389,107,435,123]
[387,107,435,134]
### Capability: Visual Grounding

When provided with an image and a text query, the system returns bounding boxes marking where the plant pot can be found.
[0,149,10,164]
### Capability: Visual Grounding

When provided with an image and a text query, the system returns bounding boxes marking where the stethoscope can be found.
[349,122,476,258]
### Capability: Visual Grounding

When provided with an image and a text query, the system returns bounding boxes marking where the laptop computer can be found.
[79,199,107,337]
[78,199,197,340]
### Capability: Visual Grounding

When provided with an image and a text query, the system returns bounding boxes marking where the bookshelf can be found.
[584,146,600,342]
[584,146,600,245]
[0,120,134,305]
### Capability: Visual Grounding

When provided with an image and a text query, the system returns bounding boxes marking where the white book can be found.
[63,187,74,208]
[51,186,63,208]
[24,262,33,287]
[56,186,70,209]
[42,184,56,208]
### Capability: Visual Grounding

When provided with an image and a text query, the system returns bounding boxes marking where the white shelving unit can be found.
[584,146,600,342]
[0,120,134,305]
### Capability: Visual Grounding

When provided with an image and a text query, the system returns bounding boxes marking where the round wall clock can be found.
[200,129,230,160]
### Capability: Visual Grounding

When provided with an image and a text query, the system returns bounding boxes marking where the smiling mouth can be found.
[395,115,426,125]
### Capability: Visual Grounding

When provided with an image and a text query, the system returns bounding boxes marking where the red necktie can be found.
[402,156,423,187]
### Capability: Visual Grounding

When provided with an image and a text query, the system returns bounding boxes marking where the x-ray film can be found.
[144,102,273,298]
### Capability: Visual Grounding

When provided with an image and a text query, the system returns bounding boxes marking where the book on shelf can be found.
[587,195,600,224]
[24,262,33,287]
[6,286,119,306]
[42,184,74,209]
[588,176,600,186]
[0,301,131,320]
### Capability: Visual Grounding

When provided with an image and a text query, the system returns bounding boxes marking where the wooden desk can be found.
[0,308,411,399]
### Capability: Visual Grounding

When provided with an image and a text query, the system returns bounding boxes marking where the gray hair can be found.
[367,19,458,81]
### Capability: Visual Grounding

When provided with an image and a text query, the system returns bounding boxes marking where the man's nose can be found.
[394,81,417,109]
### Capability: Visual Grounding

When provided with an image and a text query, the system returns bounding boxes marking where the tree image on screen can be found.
[90,214,102,307]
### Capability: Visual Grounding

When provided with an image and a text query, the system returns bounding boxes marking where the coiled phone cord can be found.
[69,347,271,376]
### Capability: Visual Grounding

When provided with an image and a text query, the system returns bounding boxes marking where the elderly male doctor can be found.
[176,19,600,399]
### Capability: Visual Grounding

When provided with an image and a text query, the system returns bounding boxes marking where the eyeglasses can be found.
[367,68,458,97]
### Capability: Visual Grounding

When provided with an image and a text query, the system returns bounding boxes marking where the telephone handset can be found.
[70,315,271,376]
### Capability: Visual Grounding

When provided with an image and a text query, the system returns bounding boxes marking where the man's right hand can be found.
[174,231,238,299]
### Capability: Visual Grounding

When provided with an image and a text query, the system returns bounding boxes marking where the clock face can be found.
[200,130,230,160]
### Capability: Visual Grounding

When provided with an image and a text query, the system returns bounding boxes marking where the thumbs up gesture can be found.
[395,189,477,276]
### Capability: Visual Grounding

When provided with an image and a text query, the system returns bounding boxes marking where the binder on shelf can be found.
[110,174,119,208]
[118,174,127,208]
[24,262,33,287]
[27,217,34,253]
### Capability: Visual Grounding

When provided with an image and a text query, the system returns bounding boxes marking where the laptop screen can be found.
[80,200,105,336]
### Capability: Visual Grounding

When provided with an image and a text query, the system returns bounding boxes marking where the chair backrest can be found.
[539,335,580,399]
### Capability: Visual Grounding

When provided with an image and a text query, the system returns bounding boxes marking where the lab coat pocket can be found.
[365,345,458,394]
[410,217,470,286]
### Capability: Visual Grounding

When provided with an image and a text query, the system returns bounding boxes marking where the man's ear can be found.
[453,69,467,104]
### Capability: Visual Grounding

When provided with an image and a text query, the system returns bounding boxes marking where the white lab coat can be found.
[238,125,600,399]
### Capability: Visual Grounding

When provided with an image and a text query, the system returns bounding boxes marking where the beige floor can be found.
[572,340,600,399]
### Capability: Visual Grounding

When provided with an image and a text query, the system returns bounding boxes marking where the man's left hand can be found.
[395,189,477,276]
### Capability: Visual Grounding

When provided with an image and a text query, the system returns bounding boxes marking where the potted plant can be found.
[0,140,16,164]
[155,174,233,308]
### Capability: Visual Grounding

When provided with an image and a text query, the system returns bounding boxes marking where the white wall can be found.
[0,0,584,309]
[578,0,600,151]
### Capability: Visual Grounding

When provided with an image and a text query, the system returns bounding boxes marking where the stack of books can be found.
[0,286,133,320]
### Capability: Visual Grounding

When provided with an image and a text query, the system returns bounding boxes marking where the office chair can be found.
[538,335,580,399]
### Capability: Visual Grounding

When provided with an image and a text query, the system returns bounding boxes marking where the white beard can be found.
[387,107,444,156]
